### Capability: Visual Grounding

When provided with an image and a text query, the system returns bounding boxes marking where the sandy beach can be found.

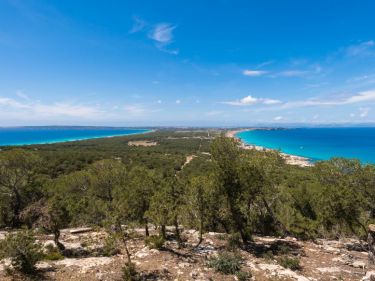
[226,129,312,167]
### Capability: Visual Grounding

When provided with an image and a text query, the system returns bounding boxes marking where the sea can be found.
[0,127,151,146]
[236,127,375,164]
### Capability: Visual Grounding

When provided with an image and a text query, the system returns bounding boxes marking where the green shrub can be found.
[275,244,291,255]
[102,235,120,256]
[122,262,140,281]
[226,233,242,251]
[0,230,43,274]
[261,250,274,260]
[236,270,252,281]
[208,251,242,274]
[43,244,64,261]
[277,255,301,271]
[145,235,165,250]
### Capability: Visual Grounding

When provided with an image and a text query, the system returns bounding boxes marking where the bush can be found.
[261,250,274,260]
[43,244,64,261]
[0,230,43,274]
[122,262,140,281]
[226,233,242,251]
[208,251,242,274]
[236,270,252,281]
[102,235,120,256]
[145,235,165,250]
[277,255,301,271]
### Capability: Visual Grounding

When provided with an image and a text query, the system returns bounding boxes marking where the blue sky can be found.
[0,0,375,126]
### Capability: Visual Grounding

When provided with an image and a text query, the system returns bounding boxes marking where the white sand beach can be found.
[226,129,312,167]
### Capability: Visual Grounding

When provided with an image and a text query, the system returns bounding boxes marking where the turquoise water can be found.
[236,128,375,164]
[0,127,151,146]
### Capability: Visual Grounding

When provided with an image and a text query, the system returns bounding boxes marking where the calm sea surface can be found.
[0,127,150,146]
[236,127,375,164]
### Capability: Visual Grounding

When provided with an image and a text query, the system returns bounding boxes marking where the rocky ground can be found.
[0,227,375,281]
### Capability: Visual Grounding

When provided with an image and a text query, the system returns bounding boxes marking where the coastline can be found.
[0,129,154,147]
[226,129,312,167]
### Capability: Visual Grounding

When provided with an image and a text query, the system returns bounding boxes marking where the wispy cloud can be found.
[0,96,101,118]
[222,95,282,106]
[360,107,370,118]
[344,40,375,57]
[283,90,375,108]
[242,70,268,77]
[148,23,179,55]
[130,17,179,55]
[148,23,176,44]
[123,104,146,116]
[275,70,310,77]
[129,16,146,33]
[0,97,29,109]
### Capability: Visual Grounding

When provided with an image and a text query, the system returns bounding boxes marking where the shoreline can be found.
[0,129,154,147]
[226,129,313,167]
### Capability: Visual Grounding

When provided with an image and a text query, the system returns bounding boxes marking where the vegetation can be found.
[0,230,43,274]
[0,129,374,275]
[277,255,301,271]
[208,251,242,274]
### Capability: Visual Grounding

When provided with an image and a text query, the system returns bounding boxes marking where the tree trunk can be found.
[54,229,65,251]
[195,216,203,247]
[174,216,181,247]
[160,224,166,239]
[145,219,149,237]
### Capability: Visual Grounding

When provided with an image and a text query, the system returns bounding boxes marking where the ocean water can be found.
[236,128,375,164]
[0,127,151,146]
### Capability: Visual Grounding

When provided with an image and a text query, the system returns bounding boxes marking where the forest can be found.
[0,129,374,279]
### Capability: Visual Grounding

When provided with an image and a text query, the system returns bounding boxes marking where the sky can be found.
[0,0,375,126]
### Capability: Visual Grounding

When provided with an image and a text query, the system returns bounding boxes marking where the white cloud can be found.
[129,16,146,33]
[34,103,101,118]
[0,96,101,119]
[243,70,268,77]
[124,105,146,116]
[16,90,29,100]
[276,70,310,77]
[344,40,374,57]
[0,97,30,109]
[149,23,176,44]
[359,107,370,118]
[344,90,375,104]
[274,116,283,121]
[283,90,375,108]
[148,23,178,55]
[222,95,282,106]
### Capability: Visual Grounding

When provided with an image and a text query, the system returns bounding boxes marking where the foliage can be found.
[208,251,242,274]
[236,270,252,281]
[43,244,64,261]
[0,130,374,252]
[277,255,301,271]
[0,230,43,274]
[122,262,140,281]
[145,235,165,250]
[102,235,121,256]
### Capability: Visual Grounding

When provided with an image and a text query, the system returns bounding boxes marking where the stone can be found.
[351,260,367,269]
[361,271,375,281]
